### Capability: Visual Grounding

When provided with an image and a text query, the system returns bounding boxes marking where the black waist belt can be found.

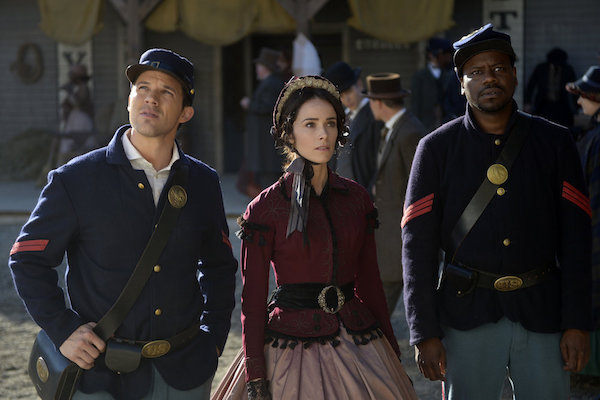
[270,282,355,314]
[112,322,200,359]
[452,262,557,292]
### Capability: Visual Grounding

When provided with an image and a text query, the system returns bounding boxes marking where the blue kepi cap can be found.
[453,24,516,75]
[126,48,195,102]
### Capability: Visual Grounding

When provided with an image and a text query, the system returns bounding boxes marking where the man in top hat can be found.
[239,47,286,198]
[323,61,382,191]
[364,72,427,315]
[402,24,592,399]
[9,48,237,399]
[411,37,458,133]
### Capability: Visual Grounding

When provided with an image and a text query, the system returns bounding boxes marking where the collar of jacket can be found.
[463,100,520,137]
[280,168,350,200]
[105,124,190,169]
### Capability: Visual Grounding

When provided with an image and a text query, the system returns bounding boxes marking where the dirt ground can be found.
[2,215,600,399]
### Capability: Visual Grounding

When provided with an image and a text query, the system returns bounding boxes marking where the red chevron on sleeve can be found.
[562,181,591,217]
[10,239,49,256]
[222,230,232,249]
[401,193,434,228]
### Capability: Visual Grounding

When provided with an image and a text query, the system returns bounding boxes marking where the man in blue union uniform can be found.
[402,24,592,399]
[9,48,237,399]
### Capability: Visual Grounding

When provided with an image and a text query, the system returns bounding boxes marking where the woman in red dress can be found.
[212,75,417,400]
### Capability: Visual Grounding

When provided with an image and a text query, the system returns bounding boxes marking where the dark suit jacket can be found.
[335,102,382,193]
[245,74,285,175]
[371,111,427,282]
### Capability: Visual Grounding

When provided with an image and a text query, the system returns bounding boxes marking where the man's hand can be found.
[560,329,590,372]
[415,337,447,381]
[59,322,105,369]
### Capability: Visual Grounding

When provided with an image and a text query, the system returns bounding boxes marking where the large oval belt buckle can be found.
[487,163,509,185]
[493,276,523,292]
[317,285,345,314]
[141,340,171,358]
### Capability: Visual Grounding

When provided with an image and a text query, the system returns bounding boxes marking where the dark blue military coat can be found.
[9,126,237,399]
[402,104,592,346]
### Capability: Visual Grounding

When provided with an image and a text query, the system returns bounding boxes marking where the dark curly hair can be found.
[270,76,348,166]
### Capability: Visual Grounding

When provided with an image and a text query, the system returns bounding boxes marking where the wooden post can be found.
[108,0,162,63]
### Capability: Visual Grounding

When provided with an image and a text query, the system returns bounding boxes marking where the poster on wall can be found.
[483,0,524,106]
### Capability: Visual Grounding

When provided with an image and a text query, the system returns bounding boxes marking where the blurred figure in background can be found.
[323,61,382,192]
[524,47,577,128]
[566,66,600,378]
[411,38,455,132]
[238,48,285,199]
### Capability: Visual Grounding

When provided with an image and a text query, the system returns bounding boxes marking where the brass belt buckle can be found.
[141,340,171,358]
[493,276,523,291]
[317,285,345,314]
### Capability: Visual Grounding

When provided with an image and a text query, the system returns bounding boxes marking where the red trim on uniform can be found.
[401,193,434,228]
[221,230,232,249]
[562,181,592,217]
[10,239,49,256]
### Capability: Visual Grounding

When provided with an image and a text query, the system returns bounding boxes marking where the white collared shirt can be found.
[382,108,406,143]
[428,62,442,79]
[346,97,370,123]
[377,108,406,166]
[122,132,179,206]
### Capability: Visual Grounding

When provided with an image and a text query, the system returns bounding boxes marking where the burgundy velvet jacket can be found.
[239,170,399,381]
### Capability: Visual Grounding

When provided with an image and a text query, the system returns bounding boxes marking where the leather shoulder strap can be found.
[450,112,533,261]
[93,164,189,340]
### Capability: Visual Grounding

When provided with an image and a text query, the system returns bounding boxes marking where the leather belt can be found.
[456,262,557,292]
[112,322,200,359]
[269,282,355,314]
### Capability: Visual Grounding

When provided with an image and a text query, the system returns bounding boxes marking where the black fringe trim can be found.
[264,325,383,350]
[367,208,380,232]
[236,217,271,245]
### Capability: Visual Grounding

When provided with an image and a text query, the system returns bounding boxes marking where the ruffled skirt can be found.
[211,327,418,400]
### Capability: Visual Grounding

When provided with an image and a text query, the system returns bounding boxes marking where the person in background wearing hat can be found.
[567,66,600,378]
[402,24,592,399]
[365,72,427,315]
[323,61,382,192]
[9,48,237,399]
[238,47,286,199]
[524,47,577,128]
[411,38,457,133]
[53,64,97,170]
[212,75,417,400]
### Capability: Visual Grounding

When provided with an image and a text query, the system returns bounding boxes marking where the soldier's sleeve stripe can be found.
[562,181,592,217]
[10,239,49,256]
[401,193,434,228]
[221,230,232,249]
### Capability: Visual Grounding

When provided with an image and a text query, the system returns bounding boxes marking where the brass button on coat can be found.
[137,183,145,189]
[494,139,502,145]
[154,308,162,316]
[497,187,506,196]
[153,265,161,272]
[503,238,511,246]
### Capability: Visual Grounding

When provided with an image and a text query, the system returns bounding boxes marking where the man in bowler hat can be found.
[402,24,592,399]
[9,48,238,399]
[323,61,382,191]
[364,72,427,315]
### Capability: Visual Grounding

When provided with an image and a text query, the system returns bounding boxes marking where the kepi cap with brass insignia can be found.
[453,23,516,76]
[126,48,195,103]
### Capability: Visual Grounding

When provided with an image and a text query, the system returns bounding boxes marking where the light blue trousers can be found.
[442,317,569,400]
[72,367,213,400]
